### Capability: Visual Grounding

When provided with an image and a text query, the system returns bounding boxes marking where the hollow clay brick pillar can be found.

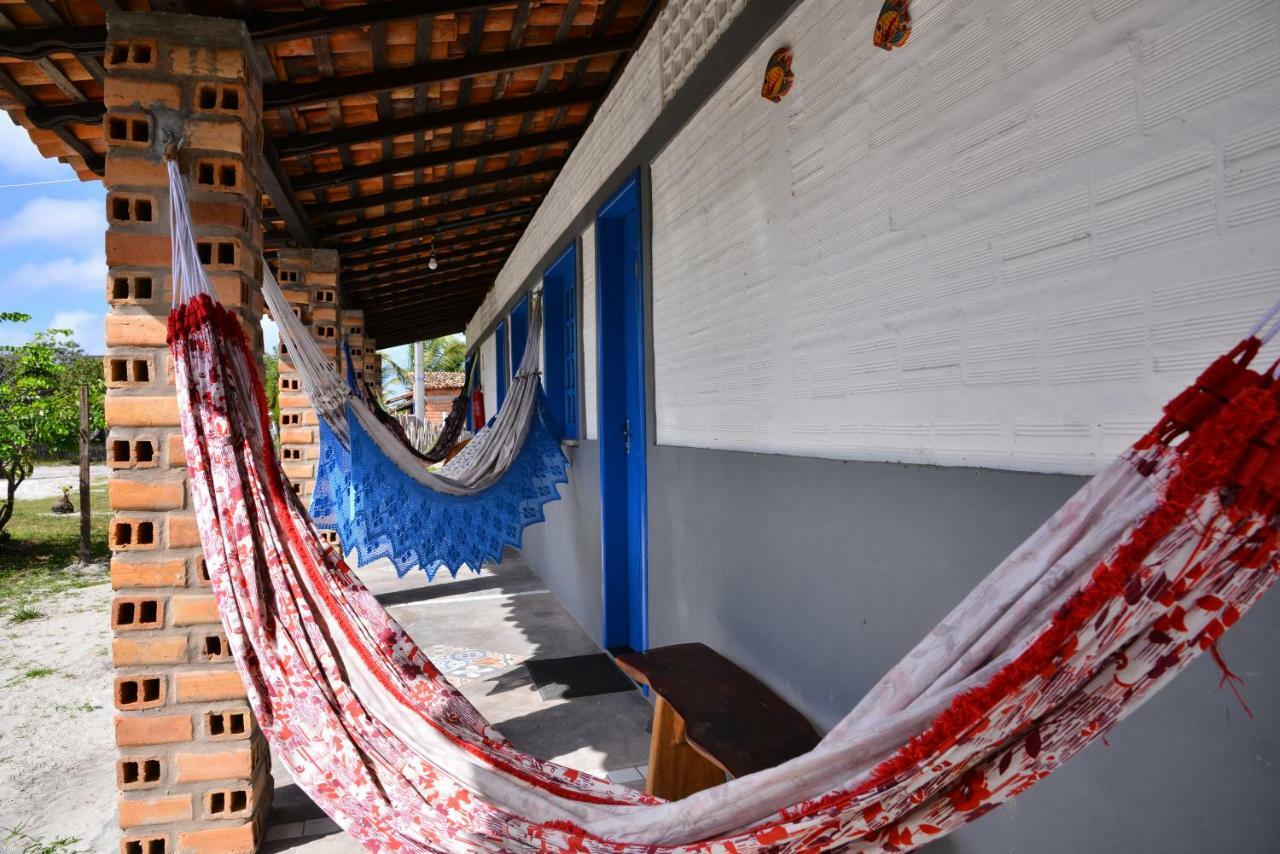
[364,337,383,399]
[104,12,270,854]
[272,248,341,508]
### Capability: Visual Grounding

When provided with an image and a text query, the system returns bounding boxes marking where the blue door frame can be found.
[595,173,648,653]
[495,319,508,411]
[510,294,530,373]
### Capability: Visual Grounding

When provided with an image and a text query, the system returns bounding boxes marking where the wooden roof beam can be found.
[347,256,504,289]
[277,85,605,158]
[264,33,633,110]
[320,182,551,239]
[341,220,529,261]
[335,208,535,254]
[348,234,520,274]
[0,2,520,59]
[313,157,565,217]
[291,126,579,191]
[262,135,319,247]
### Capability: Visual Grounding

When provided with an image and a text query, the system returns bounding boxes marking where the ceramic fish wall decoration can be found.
[761,46,795,103]
[874,0,912,50]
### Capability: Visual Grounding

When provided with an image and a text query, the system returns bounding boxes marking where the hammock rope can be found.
[166,156,1279,852]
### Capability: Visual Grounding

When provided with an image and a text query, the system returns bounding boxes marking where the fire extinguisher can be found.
[470,388,486,430]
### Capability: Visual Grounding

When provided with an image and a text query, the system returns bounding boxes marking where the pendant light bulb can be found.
[428,254,438,271]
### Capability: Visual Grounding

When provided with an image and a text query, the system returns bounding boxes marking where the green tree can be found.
[263,352,280,427]
[0,314,105,540]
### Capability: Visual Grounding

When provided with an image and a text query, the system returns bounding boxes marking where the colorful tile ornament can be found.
[426,644,523,685]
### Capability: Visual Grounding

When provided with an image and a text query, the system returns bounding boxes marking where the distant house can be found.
[385,371,464,425]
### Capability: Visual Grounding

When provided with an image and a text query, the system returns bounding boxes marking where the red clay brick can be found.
[106,231,171,268]
[111,557,186,589]
[174,747,253,783]
[167,434,188,468]
[167,514,201,548]
[105,79,180,110]
[109,479,185,512]
[105,155,169,188]
[115,713,192,746]
[190,199,246,230]
[170,595,219,626]
[282,462,314,481]
[170,45,246,81]
[114,636,188,666]
[112,595,164,631]
[278,428,313,445]
[188,120,246,154]
[117,755,164,790]
[115,674,167,710]
[106,396,179,428]
[118,793,192,828]
[106,313,167,348]
[175,669,245,703]
[176,821,255,854]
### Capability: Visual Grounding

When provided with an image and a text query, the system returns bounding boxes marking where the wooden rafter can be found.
[264,34,634,110]
[320,182,553,239]
[290,127,579,191]
[313,157,566,218]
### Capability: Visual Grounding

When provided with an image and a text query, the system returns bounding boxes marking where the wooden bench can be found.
[614,642,821,800]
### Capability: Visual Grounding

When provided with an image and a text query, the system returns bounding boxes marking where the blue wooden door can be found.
[510,294,530,373]
[596,173,647,653]
[495,320,508,411]
[542,243,579,439]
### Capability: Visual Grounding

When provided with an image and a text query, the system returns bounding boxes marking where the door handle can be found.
[622,418,631,454]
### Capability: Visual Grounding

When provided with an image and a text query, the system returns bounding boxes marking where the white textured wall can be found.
[466,0,752,342]
[651,0,1280,475]
[581,223,599,440]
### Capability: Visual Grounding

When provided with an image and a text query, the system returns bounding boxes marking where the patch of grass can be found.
[22,666,57,679]
[8,603,43,624]
[53,700,100,715]
[0,481,109,602]
[0,824,86,854]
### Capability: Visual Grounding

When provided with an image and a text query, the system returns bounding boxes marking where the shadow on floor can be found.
[264,551,653,851]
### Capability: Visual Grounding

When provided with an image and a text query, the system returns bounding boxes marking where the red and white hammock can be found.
[168,158,1280,852]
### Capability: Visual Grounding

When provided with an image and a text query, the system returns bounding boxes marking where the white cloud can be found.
[49,310,105,355]
[1,252,106,295]
[0,118,76,179]
[0,197,104,248]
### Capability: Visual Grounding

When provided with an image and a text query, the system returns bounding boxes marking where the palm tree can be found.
[380,335,467,394]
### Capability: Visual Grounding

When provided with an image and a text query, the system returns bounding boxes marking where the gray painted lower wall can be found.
[519,441,605,648]
[518,443,1280,853]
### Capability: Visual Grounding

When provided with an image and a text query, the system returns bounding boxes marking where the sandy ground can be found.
[15,465,110,502]
[0,576,116,851]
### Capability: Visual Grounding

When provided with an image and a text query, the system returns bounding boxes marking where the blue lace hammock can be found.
[309,392,570,579]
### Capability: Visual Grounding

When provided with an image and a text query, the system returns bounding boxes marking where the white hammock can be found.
[261,259,549,495]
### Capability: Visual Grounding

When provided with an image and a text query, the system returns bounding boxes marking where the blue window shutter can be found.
[540,244,578,440]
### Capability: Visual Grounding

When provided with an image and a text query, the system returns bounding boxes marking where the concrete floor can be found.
[262,551,653,852]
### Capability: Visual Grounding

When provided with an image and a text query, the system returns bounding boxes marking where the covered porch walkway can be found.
[263,554,654,852]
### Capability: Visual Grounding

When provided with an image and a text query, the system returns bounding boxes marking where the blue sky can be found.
[0,119,108,353]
